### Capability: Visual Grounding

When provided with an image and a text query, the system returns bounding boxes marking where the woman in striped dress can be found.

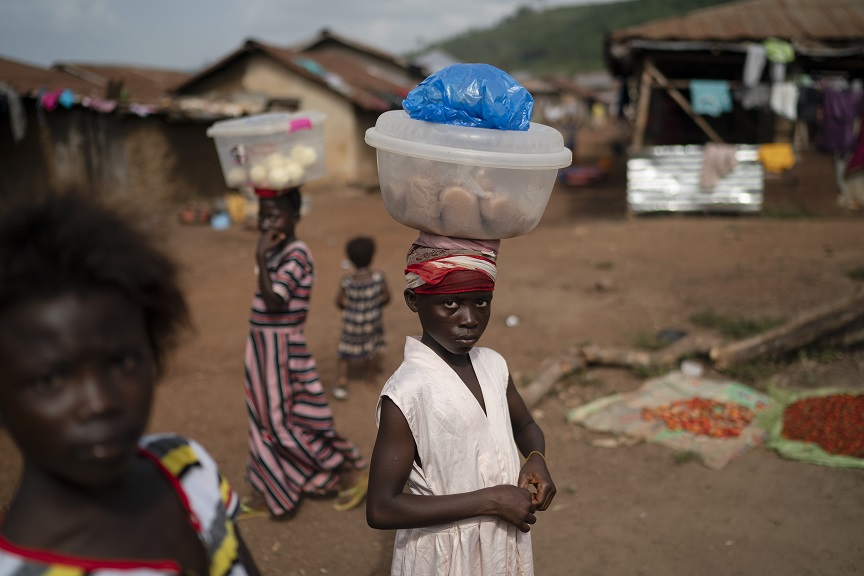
[333,236,392,400]
[244,188,368,518]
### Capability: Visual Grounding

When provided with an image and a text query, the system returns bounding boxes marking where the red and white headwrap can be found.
[405,232,500,294]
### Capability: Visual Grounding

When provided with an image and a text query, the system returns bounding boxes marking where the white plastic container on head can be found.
[207,111,326,190]
[365,110,572,239]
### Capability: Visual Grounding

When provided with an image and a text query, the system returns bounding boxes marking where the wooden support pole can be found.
[710,289,864,370]
[644,60,725,144]
[631,64,653,151]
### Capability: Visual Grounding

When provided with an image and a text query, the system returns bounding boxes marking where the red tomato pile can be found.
[781,394,864,458]
[641,396,761,438]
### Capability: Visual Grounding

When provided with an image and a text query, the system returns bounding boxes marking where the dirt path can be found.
[1,180,863,575]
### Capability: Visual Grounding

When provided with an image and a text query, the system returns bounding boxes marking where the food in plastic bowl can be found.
[365,110,572,239]
[207,111,326,189]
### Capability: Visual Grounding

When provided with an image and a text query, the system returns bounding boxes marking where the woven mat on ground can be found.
[567,371,774,470]
[758,386,864,469]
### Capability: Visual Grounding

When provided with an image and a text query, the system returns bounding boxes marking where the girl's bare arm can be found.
[507,376,556,511]
[379,274,392,307]
[256,231,287,312]
[366,396,538,532]
[335,284,347,309]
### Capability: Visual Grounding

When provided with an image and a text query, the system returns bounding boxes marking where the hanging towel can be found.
[740,84,771,110]
[758,143,795,173]
[690,80,732,117]
[845,108,864,177]
[82,97,118,113]
[700,143,739,189]
[770,82,799,120]
[797,87,822,123]
[39,89,64,112]
[0,82,27,143]
[764,38,795,64]
[764,38,794,83]
[743,44,766,87]
[820,88,864,155]
[57,89,76,109]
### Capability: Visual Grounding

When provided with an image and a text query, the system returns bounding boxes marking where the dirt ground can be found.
[2,151,864,575]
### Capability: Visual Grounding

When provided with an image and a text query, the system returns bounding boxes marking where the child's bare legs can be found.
[364,354,379,385]
[334,357,349,400]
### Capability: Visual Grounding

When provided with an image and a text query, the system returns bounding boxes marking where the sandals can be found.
[333,470,369,512]
[238,504,269,520]
[238,496,269,521]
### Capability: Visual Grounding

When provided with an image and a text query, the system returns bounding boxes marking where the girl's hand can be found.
[486,485,537,532]
[518,453,556,511]
[257,230,285,260]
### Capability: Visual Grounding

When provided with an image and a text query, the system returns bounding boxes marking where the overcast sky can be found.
[0,0,622,72]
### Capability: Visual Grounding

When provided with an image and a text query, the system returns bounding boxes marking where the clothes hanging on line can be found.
[0,82,27,143]
[770,82,799,121]
[743,44,766,87]
[700,143,739,189]
[820,88,863,155]
[758,143,796,173]
[690,80,732,117]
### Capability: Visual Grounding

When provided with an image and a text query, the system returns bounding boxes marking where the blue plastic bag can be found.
[402,63,534,131]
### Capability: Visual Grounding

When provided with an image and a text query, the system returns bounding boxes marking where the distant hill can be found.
[420,0,734,75]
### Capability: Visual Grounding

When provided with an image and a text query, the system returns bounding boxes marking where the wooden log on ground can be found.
[581,345,653,368]
[581,334,720,369]
[520,352,586,409]
[823,319,864,349]
[653,334,721,365]
[710,289,864,370]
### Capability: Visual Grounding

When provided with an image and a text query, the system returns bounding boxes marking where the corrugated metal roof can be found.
[53,64,190,104]
[0,55,102,97]
[610,0,864,42]
[289,28,416,73]
[255,42,412,111]
[172,38,418,112]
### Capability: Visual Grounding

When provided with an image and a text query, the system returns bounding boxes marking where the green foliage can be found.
[846,267,864,281]
[689,310,785,340]
[723,361,779,388]
[673,450,702,464]
[419,0,735,75]
[760,205,816,219]
[633,363,670,380]
[634,331,668,351]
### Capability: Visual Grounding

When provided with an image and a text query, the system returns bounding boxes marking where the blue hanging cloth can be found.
[690,80,732,117]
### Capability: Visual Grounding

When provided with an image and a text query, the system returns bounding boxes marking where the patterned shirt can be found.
[0,434,249,576]
[249,240,314,329]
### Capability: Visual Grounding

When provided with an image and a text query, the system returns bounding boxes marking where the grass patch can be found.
[722,361,781,388]
[632,363,670,380]
[798,344,844,364]
[562,371,599,388]
[761,205,815,219]
[594,260,614,270]
[690,310,785,340]
[634,331,669,351]
[673,451,702,465]
[847,267,864,281]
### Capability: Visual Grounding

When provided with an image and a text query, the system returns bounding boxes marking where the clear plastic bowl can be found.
[207,111,326,189]
[365,110,571,239]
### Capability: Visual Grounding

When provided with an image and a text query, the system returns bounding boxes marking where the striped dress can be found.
[337,270,387,359]
[244,240,365,517]
[0,434,248,576]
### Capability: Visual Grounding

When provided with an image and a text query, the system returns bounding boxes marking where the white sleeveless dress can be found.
[377,337,533,576]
